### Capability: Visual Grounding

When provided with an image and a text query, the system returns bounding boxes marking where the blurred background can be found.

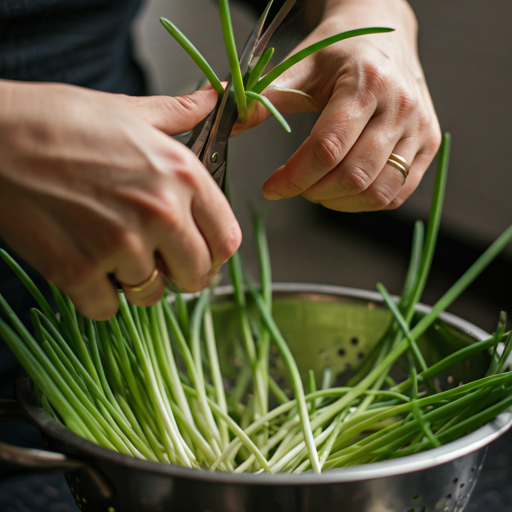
[133,0,512,334]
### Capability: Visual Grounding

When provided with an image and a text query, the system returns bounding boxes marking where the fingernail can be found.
[263,189,282,201]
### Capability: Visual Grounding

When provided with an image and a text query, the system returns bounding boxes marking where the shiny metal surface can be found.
[252,0,296,60]
[0,284,511,512]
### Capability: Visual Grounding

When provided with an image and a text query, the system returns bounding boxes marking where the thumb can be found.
[118,88,219,135]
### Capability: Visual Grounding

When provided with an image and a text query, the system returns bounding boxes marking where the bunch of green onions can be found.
[160,0,393,129]
[1,134,512,474]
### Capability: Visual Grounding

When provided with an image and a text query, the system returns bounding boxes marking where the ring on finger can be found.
[120,268,160,293]
[386,153,411,184]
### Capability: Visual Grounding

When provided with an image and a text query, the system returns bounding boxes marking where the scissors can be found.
[185,0,296,192]
[111,1,296,295]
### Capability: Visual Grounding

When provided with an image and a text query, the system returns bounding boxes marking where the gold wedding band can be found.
[386,153,411,184]
[122,268,160,293]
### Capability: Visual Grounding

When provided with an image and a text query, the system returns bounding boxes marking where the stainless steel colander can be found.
[0,284,511,512]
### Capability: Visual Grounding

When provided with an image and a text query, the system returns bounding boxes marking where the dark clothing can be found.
[0,0,292,93]
[0,0,147,94]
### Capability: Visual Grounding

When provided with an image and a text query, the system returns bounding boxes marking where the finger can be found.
[384,134,442,210]
[191,178,242,280]
[262,85,377,200]
[157,211,214,293]
[114,248,166,308]
[318,137,419,212]
[63,275,120,321]
[117,88,219,135]
[302,114,404,202]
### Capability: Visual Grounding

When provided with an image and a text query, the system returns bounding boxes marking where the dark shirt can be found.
[0,0,147,94]
[0,0,290,93]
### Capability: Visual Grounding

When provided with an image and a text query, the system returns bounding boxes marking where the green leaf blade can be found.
[246,90,291,132]
[160,17,224,96]
[246,47,274,91]
[218,0,247,120]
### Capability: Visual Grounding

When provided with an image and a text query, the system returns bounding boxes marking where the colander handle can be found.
[0,397,112,499]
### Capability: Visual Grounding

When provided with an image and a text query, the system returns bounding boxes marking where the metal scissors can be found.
[185,0,296,191]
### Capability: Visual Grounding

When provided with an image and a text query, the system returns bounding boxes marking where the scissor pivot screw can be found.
[210,152,219,164]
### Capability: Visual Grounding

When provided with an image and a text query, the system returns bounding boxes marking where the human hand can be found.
[238,0,441,212]
[0,81,241,319]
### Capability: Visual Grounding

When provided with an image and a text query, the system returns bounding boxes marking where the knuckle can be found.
[365,187,395,210]
[394,87,416,116]
[159,208,184,235]
[339,165,372,194]
[426,128,443,156]
[49,258,97,290]
[362,61,390,97]
[216,224,242,264]
[281,174,304,195]
[113,229,146,259]
[174,164,202,191]
[163,94,198,120]
[145,195,185,234]
[415,109,430,131]
[173,93,197,111]
[386,196,405,210]
[312,133,346,168]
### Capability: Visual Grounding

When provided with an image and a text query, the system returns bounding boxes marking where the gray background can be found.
[132,0,512,332]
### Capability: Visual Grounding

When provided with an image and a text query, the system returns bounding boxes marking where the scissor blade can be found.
[238,0,274,78]
[186,107,217,156]
[253,0,296,60]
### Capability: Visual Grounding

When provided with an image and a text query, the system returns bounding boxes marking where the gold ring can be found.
[386,153,411,184]
[122,268,160,293]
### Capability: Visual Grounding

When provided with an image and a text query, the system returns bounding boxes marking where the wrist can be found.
[321,0,417,39]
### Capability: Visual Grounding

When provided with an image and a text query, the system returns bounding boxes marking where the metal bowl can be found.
[1,284,511,512]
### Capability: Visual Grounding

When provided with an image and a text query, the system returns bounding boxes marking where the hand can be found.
[0,81,241,319]
[239,0,441,212]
